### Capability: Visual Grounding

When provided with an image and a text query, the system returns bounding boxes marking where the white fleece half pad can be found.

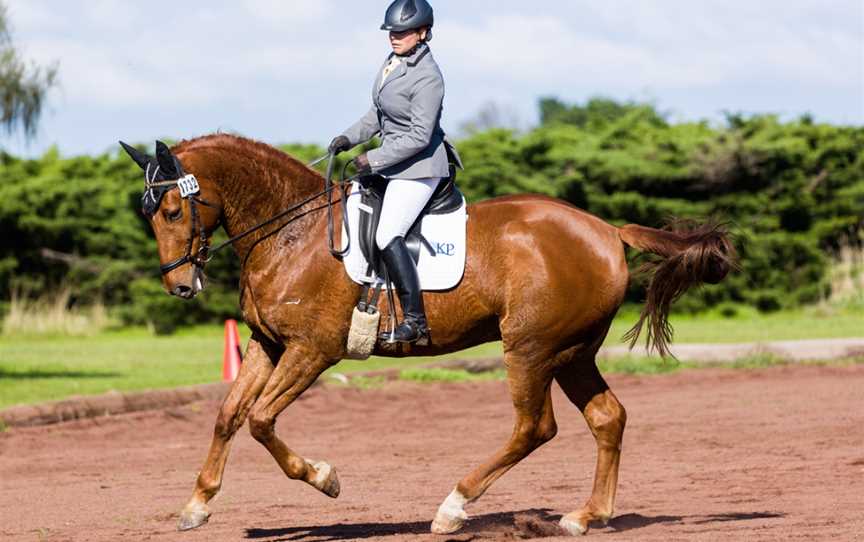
[342,183,467,291]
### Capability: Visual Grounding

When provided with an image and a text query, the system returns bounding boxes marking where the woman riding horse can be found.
[329,0,460,345]
[119,1,736,536]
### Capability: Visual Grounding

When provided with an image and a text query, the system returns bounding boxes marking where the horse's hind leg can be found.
[555,359,626,535]
[178,338,277,531]
[247,342,341,498]
[431,358,557,534]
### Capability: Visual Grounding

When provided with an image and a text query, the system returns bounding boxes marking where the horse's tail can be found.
[617,220,737,357]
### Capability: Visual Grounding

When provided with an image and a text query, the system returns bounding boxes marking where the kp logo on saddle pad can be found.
[342,183,467,291]
[435,242,456,256]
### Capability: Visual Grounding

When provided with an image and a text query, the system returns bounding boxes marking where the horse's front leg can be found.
[247,342,340,498]
[178,338,278,531]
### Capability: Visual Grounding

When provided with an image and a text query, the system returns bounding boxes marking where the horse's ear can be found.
[119,141,152,171]
[155,140,185,178]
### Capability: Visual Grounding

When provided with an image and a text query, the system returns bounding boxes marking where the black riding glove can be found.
[328,135,351,154]
[354,153,372,175]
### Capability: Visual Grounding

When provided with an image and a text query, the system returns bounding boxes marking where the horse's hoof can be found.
[177,502,211,531]
[559,513,588,536]
[311,461,340,498]
[431,509,467,535]
[432,506,468,534]
[431,488,469,535]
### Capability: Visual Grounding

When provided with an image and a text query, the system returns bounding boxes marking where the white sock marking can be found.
[312,461,331,486]
[437,488,469,520]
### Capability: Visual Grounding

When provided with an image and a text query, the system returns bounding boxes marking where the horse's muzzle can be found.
[171,284,196,299]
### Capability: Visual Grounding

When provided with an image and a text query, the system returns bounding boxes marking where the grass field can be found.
[1,304,861,409]
[607,304,864,344]
[0,326,503,409]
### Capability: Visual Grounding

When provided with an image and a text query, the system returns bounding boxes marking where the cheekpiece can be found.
[142,163,174,217]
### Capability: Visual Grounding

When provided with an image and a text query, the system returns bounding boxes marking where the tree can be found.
[539,96,667,130]
[459,101,524,136]
[0,1,57,138]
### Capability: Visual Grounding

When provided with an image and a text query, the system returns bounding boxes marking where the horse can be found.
[120,133,735,536]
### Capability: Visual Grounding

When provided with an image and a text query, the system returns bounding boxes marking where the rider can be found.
[329,0,459,344]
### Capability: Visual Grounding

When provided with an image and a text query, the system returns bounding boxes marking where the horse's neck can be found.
[187,145,326,261]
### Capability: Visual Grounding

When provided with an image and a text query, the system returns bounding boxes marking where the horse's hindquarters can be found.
[373,196,627,359]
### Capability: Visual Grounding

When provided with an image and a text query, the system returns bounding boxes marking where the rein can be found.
[153,152,354,275]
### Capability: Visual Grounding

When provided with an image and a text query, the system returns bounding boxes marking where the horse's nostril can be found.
[172,285,193,298]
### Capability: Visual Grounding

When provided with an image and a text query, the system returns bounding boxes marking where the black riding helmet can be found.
[381,0,434,32]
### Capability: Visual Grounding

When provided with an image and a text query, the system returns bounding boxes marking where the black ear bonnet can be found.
[119,140,187,217]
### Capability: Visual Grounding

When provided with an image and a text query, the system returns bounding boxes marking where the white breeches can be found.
[375,177,441,250]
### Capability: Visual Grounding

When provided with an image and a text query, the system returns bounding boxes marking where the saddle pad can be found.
[342,183,467,290]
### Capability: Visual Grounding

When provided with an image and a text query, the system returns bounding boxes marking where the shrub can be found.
[1,98,861,331]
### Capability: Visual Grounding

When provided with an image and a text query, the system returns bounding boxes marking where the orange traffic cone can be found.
[222,319,243,382]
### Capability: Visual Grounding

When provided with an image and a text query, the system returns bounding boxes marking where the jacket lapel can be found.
[378,60,407,93]
[374,44,430,100]
[372,56,389,104]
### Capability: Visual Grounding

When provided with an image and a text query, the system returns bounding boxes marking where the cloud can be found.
[435,4,860,91]
[3,1,65,31]
[436,15,729,93]
[79,0,143,32]
[1,0,860,157]
[240,0,334,25]
[6,0,394,112]
[25,39,223,108]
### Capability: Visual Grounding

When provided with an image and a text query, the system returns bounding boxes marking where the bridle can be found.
[146,153,352,277]
[144,163,219,275]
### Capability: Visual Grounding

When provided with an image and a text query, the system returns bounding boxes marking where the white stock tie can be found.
[379,56,402,90]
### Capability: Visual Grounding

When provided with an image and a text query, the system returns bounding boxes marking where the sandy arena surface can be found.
[1,363,862,541]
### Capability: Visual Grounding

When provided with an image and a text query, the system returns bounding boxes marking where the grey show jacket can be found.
[342,43,462,179]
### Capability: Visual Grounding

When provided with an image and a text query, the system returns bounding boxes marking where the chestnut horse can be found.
[121,134,734,536]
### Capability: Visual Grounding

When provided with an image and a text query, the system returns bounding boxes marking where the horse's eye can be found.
[166,209,183,222]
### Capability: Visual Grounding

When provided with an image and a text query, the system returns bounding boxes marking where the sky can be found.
[2,0,863,158]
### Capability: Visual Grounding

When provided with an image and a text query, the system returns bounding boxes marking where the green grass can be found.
[0,326,502,409]
[597,355,688,375]
[329,341,503,375]
[606,304,864,345]
[329,368,508,389]
[335,375,388,389]
[0,326,244,409]
[594,351,812,375]
[724,351,790,369]
[1,304,862,409]
[398,367,507,382]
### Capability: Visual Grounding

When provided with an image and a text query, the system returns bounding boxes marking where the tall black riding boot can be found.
[379,237,429,344]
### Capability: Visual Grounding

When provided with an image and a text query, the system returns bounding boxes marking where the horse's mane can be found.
[172,133,323,183]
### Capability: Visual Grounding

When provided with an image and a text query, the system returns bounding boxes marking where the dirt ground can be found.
[1,363,862,542]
